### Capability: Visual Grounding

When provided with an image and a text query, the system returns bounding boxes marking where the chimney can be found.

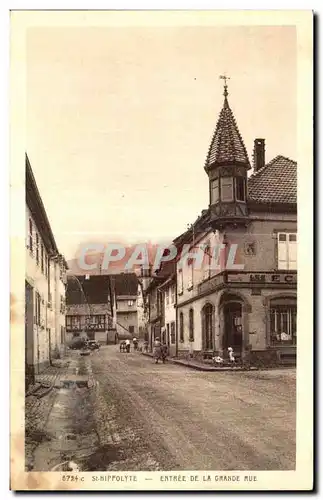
[253,138,265,172]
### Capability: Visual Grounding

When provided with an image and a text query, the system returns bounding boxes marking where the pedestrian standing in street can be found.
[161,342,168,364]
[143,340,148,353]
[153,337,162,364]
[125,338,131,353]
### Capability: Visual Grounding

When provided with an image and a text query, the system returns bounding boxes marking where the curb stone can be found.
[140,352,258,372]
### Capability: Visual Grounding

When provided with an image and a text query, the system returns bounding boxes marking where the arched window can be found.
[179,312,184,343]
[189,308,194,342]
[202,303,213,350]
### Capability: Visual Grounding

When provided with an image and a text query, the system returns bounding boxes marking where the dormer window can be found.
[220,177,233,201]
[235,177,246,202]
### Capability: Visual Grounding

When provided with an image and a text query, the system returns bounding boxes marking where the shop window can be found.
[189,308,194,341]
[170,321,175,344]
[270,301,297,345]
[128,300,134,307]
[179,312,184,342]
[278,232,297,270]
[235,177,246,202]
[220,177,233,202]
[210,179,219,204]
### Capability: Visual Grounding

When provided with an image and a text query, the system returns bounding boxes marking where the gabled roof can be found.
[145,260,176,293]
[205,96,251,169]
[248,155,297,204]
[66,273,138,305]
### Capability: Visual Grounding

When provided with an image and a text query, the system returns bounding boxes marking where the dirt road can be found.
[88,346,296,471]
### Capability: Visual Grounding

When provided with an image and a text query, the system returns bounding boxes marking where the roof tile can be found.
[205,97,251,168]
[248,155,297,204]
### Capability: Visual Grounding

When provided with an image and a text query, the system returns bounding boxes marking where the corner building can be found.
[176,84,297,365]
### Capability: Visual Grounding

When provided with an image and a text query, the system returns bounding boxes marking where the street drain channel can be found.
[50,445,121,471]
[58,375,91,389]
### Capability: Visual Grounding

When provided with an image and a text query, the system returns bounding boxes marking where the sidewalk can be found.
[140,351,257,372]
[25,358,71,471]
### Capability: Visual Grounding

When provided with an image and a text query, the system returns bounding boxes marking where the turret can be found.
[204,76,251,230]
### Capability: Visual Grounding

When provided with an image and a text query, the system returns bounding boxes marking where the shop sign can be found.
[227,273,296,284]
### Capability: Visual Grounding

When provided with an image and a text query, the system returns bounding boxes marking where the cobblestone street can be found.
[26,346,296,472]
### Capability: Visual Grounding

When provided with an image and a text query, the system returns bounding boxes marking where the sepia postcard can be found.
[10,9,313,491]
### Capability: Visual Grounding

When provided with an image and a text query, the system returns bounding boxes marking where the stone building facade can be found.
[25,155,68,388]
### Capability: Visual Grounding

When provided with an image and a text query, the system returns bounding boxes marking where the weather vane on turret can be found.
[219,74,230,97]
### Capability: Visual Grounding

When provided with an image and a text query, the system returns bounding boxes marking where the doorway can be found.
[222,301,243,352]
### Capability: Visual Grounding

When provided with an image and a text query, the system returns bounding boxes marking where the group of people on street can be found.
[122,338,137,353]
[152,337,168,364]
[120,336,168,364]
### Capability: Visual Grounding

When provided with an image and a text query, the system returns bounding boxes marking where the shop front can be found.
[198,270,297,364]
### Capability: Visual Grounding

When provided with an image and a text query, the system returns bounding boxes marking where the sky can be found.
[26,25,297,261]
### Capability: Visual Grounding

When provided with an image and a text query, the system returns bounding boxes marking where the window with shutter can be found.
[41,245,44,273]
[277,232,297,270]
[36,234,39,265]
[179,312,184,342]
[189,308,194,341]
[171,284,175,304]
[187,263,193,290]
[178,269,183,294]
[203,243,211,280]
[288,234,297,270]
[28,219,33,253]
[170,322,175,344]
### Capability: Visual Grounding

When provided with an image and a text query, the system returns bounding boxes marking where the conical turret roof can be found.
[205,94,251,170]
